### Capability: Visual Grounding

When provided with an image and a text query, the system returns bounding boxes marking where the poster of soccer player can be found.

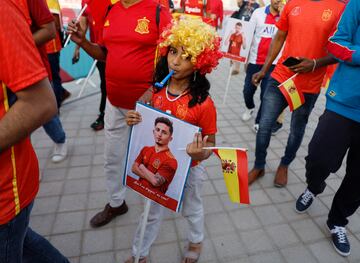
[221,17,256,62]
[124,103,200,212]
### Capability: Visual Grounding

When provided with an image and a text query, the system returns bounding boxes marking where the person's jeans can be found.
[243,63,275,124]
[48,52,64,108]
[43,115,66,144]
[0,202,70,263]
[254,77,319,169]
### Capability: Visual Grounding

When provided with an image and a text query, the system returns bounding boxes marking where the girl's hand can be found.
[66,20,86,45]
[126,110,142,126]
[186,133,212,161]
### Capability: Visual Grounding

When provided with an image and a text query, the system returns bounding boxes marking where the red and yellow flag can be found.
[212,148,249,204]
[278,73,305,112]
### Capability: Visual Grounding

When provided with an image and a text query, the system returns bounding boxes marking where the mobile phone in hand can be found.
[282,56,301,67]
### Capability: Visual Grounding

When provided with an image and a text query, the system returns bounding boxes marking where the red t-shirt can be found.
[208,0,223,27]
[28,0,54,79]
[81,0,103,44]
[228,33,243,55]
[0,0,48,224]
[135,146,177,193]
[152,88,217,135]
[44,0,62,54]
[181,0,209,17]
[271,0,345,94]
[102,0,171,109]
[153,89,217,166]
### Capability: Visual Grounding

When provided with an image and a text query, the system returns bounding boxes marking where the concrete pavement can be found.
[30,59,360,263]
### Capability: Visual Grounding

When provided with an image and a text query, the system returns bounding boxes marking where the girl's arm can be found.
[186,133,215,161]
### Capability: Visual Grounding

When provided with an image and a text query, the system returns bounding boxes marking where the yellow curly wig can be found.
[158,17,223,74]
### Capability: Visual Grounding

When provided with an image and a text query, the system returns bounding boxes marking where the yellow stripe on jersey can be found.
[2,83,21,215]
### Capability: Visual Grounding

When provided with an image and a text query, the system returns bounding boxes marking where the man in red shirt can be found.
[248,0,346,187]
[45,0,72,107]
[67,0,172,228]
[73,0,107,131]
[0,1,69,262]
[179,0,211,18]
[208,0,223,29]
[132,117,178,195]
[28,0,68,164]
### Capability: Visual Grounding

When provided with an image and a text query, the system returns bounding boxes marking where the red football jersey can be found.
[0,0,47,224]
[102,0,171,109]
[135,146,178,193]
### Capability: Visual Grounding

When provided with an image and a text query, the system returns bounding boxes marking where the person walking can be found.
[241,0,283,134]
[248,0,346,188]
[295,0,359,257]
[67,0,171,228]
[0,1,70,262]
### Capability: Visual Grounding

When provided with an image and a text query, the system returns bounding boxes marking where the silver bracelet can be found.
[312,59,317,72]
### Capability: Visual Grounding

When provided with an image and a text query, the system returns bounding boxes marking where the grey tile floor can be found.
[31,59,359,263]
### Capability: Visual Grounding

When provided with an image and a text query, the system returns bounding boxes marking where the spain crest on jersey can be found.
[135,17,150,34]
[152,159,160,169]
[322,9,332,21]
[175,104,188,120]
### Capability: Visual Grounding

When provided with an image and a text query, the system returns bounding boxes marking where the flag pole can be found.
[178,146,247,151]
[63,3,88,48]
[222,63,233,105]
[135,199,151,263]
[77,59,98,98]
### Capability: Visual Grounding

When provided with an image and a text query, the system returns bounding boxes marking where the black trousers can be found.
[305,110,360,226]
[96,61,107,114]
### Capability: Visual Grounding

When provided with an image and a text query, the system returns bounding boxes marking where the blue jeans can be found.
[254,77,319,169]
[0,202,69,263]
[43,115,66,144]
[243,63,275,124]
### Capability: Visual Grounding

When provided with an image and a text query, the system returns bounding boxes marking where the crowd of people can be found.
[0,0,359,262]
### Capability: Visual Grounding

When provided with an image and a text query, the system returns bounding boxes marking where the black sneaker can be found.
[91,114,104,131]
[327,221,350,257]
[271,121,283,135]
[295,188,314,213]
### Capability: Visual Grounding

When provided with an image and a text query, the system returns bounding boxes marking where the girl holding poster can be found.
[125,18,222,263]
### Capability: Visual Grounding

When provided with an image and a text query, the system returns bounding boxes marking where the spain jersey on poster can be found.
[221,17,255,63]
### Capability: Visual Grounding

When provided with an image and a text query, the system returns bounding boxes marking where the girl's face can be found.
[167,46,195,80]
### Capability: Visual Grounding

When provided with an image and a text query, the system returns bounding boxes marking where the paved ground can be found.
[31,59,360,263]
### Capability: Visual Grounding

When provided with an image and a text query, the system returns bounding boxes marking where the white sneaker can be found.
[242,108,254,121]
[51,142,67,163]
[253,124,259,133]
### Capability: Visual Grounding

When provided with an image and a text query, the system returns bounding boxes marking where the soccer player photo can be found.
[124,103,200,212]
[221,17,255,62]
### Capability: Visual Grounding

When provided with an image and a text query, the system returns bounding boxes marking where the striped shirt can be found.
[248,5,280,65]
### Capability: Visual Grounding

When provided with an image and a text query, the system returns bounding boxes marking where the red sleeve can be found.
[275,1,290,32]
[157,157,177,182]
[28,0,54,27]
[134,147,147,164]
[198,96,217,135]
[0,1,47,92]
